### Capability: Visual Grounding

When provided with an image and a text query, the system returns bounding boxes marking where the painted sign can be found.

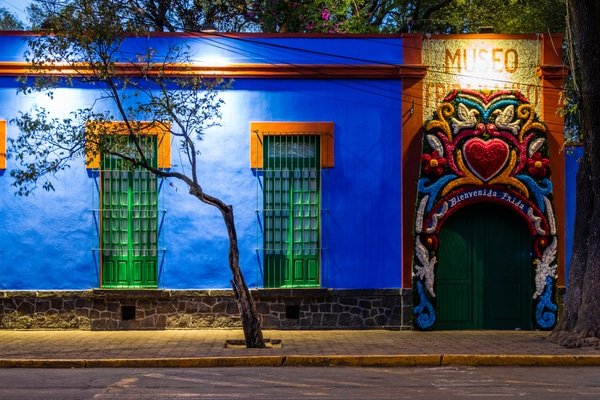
[423,38,542,119]
[446,188,528,212]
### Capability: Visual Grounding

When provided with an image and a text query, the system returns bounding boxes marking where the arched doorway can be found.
[435,203,532,330]
[412,90,559,331]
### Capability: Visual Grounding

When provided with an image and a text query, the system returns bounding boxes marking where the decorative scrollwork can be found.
[413,281,436,330]
[535,276,558,330]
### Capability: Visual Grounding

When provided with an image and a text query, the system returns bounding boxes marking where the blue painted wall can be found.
[119,34,404,65]
[0,34,403,290]
[0,33,403,65]
[564,145,583,286]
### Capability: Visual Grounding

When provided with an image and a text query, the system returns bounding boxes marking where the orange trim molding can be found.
[250,122,334,169]
[428,33,539,40]
[0,120,5,170]
[85,121,171,169]
[0,61,423,80]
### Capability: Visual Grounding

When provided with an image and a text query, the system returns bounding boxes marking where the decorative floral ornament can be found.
[422,235,438,250]
[425,201,448,234]
[528,137,546,157]
[421,151,447,176]
[544,197,557,235]
[533,236,549,258]
[414,237,436,297]
[533,237,557,299]
[415,196,428,234]
[527,152,550,177]
[413,89,558,331]
[426,134,444,156]
[462,138,509,182]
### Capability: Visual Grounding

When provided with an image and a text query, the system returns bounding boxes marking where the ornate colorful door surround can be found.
[412,89,558,330]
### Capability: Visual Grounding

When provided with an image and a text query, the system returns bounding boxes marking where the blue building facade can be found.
[0,33,573,330]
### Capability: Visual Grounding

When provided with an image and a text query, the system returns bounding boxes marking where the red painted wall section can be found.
[539,33,567,286]
[401,34,425,288]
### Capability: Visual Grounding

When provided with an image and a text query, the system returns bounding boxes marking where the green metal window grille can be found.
[263,135,321,288]
[100,135,158,288]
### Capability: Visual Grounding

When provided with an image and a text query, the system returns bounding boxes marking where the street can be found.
[0,366,599,399]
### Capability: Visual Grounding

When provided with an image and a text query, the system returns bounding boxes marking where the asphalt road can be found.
[0,366,599,399]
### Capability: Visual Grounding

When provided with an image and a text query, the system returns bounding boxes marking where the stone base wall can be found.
[0,289,412,330]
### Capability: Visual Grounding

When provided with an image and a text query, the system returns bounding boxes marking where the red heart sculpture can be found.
[462,138,510,182]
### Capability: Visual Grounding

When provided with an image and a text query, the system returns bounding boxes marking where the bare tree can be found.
[11,0,265,348]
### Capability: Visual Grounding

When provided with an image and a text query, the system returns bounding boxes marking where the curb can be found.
[284,355,442,367]
[440,354,600,367]
[1,354,600,368]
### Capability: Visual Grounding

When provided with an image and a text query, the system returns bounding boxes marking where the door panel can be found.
[436,212,478,329]
[482,206,531,329]
[436,204,531,330]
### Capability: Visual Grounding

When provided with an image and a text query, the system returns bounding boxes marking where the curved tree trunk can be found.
[549,0,600,348]
[221,204,266,348]
[189,185,266,348]
[549,149,597,346]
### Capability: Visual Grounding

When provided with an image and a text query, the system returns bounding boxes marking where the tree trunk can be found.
[189,185,266,348]
[221,205,266,348]
[549,0,600,348]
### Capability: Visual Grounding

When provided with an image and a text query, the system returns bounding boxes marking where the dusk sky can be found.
[2,0,31,26]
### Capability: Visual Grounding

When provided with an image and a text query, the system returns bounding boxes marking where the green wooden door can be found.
[289,169,320,286]
[481,205,531,329]
[263,136,320,288]
[436,213,480,329]
[101,136,158,288]
[436,204,532,330]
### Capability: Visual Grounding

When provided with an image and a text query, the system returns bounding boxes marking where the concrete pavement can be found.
[0,329,598,367]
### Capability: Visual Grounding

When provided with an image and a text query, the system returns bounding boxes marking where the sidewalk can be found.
[0,329,598,368]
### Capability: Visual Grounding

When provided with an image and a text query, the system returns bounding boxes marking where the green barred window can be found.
[100,135,158,288]
[263,135,321,288]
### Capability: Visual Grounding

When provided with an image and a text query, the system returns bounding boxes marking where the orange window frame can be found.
[85,121,171,169]
[250,122,334,169]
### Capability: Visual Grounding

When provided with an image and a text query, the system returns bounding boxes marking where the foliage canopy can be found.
[28,0,565,34]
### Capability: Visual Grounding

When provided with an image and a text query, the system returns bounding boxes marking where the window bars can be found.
[99,135,160,288]
[261,135,322,288]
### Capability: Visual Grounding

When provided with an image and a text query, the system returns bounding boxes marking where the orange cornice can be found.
[537,65,568,79]
[0,61,425,79]
[538,33,567,80]
[426,33,540,40]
